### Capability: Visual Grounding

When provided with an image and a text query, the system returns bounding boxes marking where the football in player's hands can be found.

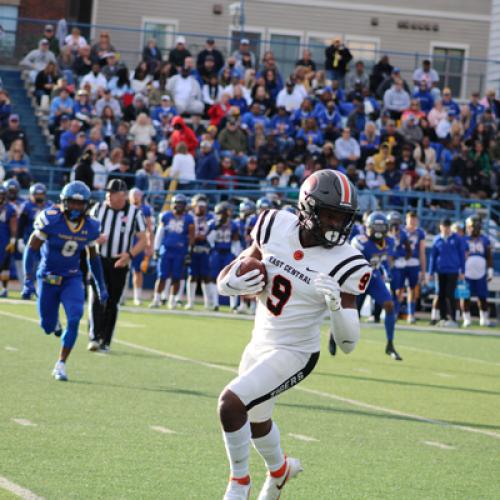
[236,256,268,286]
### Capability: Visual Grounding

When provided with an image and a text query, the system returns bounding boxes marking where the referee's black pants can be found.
[90,257,128,347]
[438,273,458,322]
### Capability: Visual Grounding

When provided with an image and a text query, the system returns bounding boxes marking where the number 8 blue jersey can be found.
[34,207,100,277]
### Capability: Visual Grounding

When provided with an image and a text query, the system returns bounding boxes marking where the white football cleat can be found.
[479,318,490,327]
[133,299,142,306]
[149,301,160,309]
[257,457,303,500]
[463,318,472,328]
[184,304,194,310]
[52,361,68,381]
[87,340,100,352]
[224,476,251,500]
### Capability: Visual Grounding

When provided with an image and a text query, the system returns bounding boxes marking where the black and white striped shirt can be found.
[90,201,146,258]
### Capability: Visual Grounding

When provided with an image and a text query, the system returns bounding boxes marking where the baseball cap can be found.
[44,24,54,31]
[205,54,215,61]
[200,140,212,149]
[206,37,215,44]
[176,36,186,45]
[161,94,171,101]
[40,38,49,45]
[440,217,452,226]
[60,114,70,121]
[98,142,109,151]
[392,67,401,74]
[240,38,250,45]
[106,178,128,192]
[9,114,19,122]
[366,156,375,165]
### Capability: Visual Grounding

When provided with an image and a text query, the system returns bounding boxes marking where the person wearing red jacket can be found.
[170,116,199,155]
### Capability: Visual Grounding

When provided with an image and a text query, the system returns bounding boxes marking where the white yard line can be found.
[435,372,455,379]
[150,425,177,435]
[288,433,319,442]
[12,418,36,427]
[1,309,499,441]
[5,346,18,352]
[422,440,456,450]
[118,322,145,328]
[0,476,44,499]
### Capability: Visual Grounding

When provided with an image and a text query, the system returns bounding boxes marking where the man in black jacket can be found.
[324,38,352,88]
[197,38,225,73]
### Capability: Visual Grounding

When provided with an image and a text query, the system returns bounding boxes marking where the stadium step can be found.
[0,66,51,164]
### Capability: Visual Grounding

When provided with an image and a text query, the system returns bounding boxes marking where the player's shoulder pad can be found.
[85,215,101,239]
[34,206,61,229]
[251,209,293,248]
[329,244,371,295]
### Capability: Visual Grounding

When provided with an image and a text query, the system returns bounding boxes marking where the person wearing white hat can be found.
[168,35,192,73]
[231,38,256,68]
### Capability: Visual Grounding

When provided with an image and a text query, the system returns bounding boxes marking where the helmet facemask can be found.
[64,198,88,222]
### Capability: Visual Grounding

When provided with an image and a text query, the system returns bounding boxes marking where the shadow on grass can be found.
[277,401,500,431]
[313,371,500,397]
[71,379,215,399]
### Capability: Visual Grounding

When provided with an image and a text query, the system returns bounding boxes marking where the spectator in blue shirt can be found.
[195,140,220,187]
[241,103,270,133]
[49,88,74,125]
[412,80,434,113]
[441,87,460,118]
[0,89,12,128]
[467,91,485,136]
[429,218,465,326]
[346,96,367,138]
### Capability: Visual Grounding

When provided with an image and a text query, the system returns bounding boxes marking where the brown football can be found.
[237,256,268,286]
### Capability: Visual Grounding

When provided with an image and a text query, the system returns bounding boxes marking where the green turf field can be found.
[1,299,499,499]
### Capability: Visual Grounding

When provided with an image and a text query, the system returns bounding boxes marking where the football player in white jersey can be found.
[216,170,371,500]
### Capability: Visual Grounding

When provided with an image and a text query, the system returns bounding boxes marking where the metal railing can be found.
[22,164,500,240]
[1,16,500,97]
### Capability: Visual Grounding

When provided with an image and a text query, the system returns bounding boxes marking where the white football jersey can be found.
[249,209,371,352]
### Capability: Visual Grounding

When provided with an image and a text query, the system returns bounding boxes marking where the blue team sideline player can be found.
[462,215,494,327]
[206,202,241,311]
[150,193,194,309]
[17,183,53,299]
[404,211,426,324]
[129,188,154,306]
[0,185,17,297]
[387,211,411,317]
[352,212,402,360]
[23,181,108,381]
[187,194,213,310]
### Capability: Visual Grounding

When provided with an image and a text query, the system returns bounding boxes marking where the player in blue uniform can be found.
[387,211,411,317]
[0,185,17,298]
[3,179,26,296]
[186,194,213,310]
[462,215,494,327]
[150,193,194,309]
[237,199,257,250]
[256,197,273,214]
[207,202,241,311]
[17,183,53,299]
[129,188,154,306]
[352,212,402,360]
[404,211,426,324]
[23,181,108,381]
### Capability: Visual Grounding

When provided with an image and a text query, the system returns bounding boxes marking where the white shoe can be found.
[52,361,68,381]
[87,340,100,352]
[184,304,193,310]
[463,319,472,328]
[236,304,247,315]
[407,316,416,324]
[149,301,160,309]
[167,303,177,310]
[224,477,251,500]
[479,319,491,327]
[133,299,142,306]
[257,457,303,500]
[444,320,458,328]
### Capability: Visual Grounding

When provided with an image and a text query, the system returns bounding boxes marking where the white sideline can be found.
[1,310,500,441]
[288,433,319,442]
[422,441,456,450]
[0,476,44,499]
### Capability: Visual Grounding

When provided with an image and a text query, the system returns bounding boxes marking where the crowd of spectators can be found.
[1,24,500,209]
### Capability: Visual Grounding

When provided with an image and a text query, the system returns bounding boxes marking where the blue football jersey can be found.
[464,234,490,258]
[192,213,213,251]
[236,214,257,248]
[34,207,100,277]
[159,211,194,251]
[0,202,16,243]
[352,234,395,274]
[405,227,426,265]
[391,229,408,259]
[207,220,239,252]
[20,200,54,242]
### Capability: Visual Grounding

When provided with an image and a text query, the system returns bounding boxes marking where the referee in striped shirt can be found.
[88,179,147,352]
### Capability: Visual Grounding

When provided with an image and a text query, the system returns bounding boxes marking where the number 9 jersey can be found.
[34,206,100,278]
[250,209,371,353]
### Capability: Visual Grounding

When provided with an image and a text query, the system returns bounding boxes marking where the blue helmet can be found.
[29,182,47,198]
[256,197,273,212]
[387,211,402,229]
[282,204,298,215]
[3,179,20,199]
[172,193,187,213]
[366,212,388,240]
[239,199,256,218]
[60,181,91,221]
